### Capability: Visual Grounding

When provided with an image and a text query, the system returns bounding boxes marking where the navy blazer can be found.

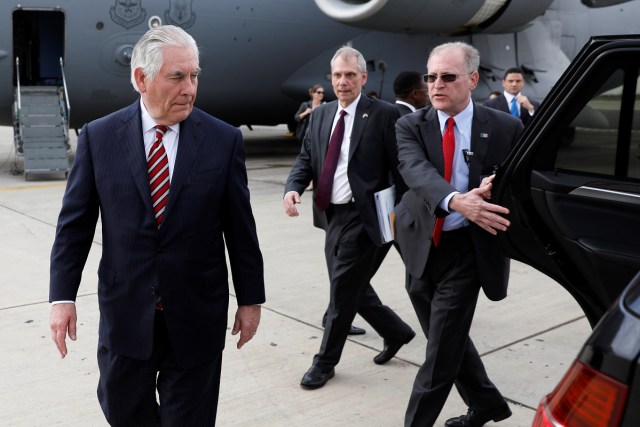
[284,95,405,246]
[50,101,265,368]
[394,103,522,301]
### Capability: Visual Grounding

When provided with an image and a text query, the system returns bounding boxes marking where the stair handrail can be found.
[15,57,21,113]
[59,57,71,124]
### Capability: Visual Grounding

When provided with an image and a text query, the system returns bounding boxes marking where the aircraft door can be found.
[13,9,65,86]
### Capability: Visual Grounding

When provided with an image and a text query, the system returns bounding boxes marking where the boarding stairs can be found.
[12,58,71,179]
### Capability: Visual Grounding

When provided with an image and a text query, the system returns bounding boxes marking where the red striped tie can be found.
[148,125,170,227]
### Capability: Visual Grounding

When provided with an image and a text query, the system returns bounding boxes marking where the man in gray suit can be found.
[394,42,522,426]
[283,46,414,390]
[49,25,265,425]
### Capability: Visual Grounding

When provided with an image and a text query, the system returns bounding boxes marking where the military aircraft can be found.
[1,0,639,132]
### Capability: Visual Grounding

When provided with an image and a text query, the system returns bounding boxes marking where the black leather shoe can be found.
[321,318,366,335]
[300,366,335,390]
[348,325,366,335]
[373,330,416,365]
[445,405,512,427]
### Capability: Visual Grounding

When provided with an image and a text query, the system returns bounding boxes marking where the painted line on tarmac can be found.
[0,183,66,191]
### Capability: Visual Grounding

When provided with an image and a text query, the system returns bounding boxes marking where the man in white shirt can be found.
[283,46,415,390]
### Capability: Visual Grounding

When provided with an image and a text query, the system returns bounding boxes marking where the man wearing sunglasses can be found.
[484,67,540,127]
[394,42,523,426]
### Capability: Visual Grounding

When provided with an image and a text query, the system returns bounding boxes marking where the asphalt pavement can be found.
[0,124,591,426]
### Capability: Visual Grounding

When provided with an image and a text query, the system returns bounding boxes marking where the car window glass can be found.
[630,76,640,179]
[555,69,640,179]
[555,70,624,176]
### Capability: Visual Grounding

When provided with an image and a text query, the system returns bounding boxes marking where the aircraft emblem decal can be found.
[165,0,196,28]
[110,0,146,29]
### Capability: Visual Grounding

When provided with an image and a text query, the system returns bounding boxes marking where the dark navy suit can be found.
[50,101,265,424]
[483,94,540,127]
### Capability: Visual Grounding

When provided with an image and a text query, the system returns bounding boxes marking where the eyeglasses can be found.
[315,91,324,94]
[423,72,473,83]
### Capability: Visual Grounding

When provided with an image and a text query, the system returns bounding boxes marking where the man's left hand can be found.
[449,183,511,235]
[231,304,261,349]
[516,94,535,114]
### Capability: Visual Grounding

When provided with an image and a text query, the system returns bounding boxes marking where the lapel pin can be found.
[480,132,488,138]
[362,113,369,119]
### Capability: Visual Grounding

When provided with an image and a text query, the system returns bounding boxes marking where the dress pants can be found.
[313,202,413,371]
[404,228,507,427]
[97,310,222,426]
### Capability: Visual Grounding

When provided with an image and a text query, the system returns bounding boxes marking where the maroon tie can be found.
[315,110,347,211]
[148,125,170,227]
[432,117,455,246]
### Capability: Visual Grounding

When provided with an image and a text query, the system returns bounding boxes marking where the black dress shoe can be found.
[445,405,512,427]
[373,330,416,365]
[300,366,335,390]
[348,325,366,335]
[321,318,366,335]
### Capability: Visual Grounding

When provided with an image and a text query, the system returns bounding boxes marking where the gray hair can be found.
[331,45,367,73]
[428,41,480,73]
[130,25,199,92]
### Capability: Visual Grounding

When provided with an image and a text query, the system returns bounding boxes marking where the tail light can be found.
[532,360,628,427]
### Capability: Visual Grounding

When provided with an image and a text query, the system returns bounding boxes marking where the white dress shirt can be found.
[329,93,361,204]
[395,100,416,113]
[438,100,473,231]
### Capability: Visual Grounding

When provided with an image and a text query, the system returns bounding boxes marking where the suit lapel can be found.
[499,95,509,114]
[319,102,339,162]
[416,107,446,174]
[470,103,491,188]
[117,103,155,215]
[349,95,371,160]
[163,113,205,223]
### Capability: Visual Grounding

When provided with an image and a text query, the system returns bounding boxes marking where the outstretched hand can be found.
[449,180,510,235]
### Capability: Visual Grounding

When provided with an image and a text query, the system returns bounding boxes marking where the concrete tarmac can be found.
[0,124,591,426]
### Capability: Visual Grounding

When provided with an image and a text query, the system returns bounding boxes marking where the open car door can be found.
[495,35,640,326]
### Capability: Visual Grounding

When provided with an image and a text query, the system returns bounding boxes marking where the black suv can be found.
[494,35,640,426]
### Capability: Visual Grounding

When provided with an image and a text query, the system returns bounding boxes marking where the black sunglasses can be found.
[423,72,472,83]
[315,91,324,94]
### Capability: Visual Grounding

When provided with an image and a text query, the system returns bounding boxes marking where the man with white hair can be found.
[49,25,265,425]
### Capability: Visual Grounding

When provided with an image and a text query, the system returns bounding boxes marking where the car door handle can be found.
[570,186,640,205]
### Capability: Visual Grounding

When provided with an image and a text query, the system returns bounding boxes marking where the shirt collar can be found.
[395,100,416,112]
[437,99,474,132]
[140,99,179,134]
[503,91,519,103]
[338,93,362,117]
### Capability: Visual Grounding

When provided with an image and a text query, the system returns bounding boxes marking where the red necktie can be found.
[315,110,347,211]
[432,117,455,246]
[148,125,170,227]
